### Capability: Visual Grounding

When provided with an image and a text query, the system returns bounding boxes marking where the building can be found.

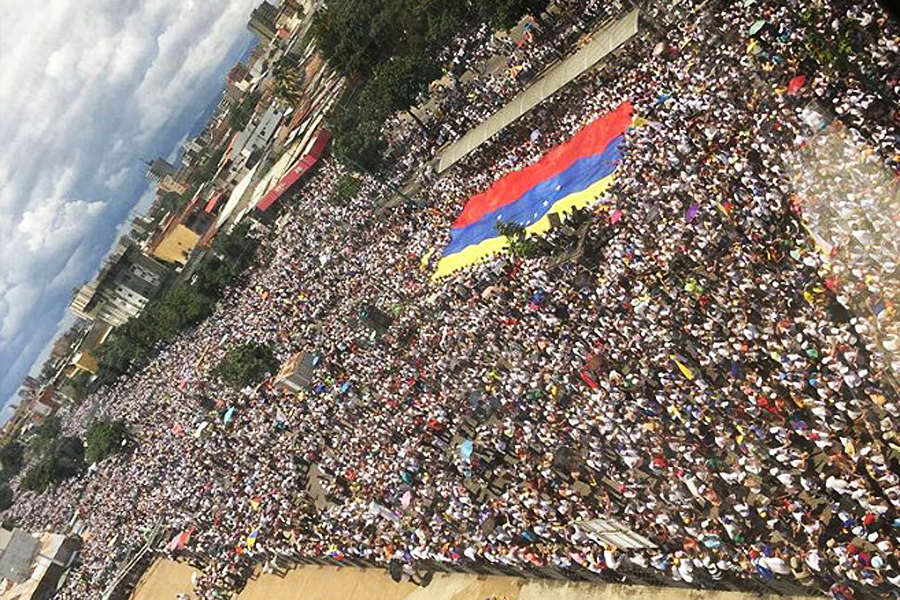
[225,103,285,184]
[20,377,38,393]
[248,1,279,44]
[157,173,190,196]
[43,325,87,374]
[29,389,60,420]
[0,529,81,600]
[128,215,157,245]
[145,157,175,182]
[181,136,207,168]
[150,224,201,265]
[222,80,247,108]
[228,62,250,86]
[69,241,171,327]
[62,321,112,380]
[149,181,222,265]
[16,377,39,400]
[67,352,99,377]
[274,352,317,393]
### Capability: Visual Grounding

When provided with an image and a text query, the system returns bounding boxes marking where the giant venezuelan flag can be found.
[434,101,633,279]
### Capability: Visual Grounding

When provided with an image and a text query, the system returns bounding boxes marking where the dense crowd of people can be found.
[5,0,900,599]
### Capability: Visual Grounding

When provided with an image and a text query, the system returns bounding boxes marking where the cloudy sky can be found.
[0,0,263,417]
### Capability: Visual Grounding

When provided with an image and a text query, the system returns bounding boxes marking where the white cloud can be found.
[0,0,261,411]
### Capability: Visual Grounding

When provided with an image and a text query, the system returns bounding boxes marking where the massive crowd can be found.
[6,0,900,599]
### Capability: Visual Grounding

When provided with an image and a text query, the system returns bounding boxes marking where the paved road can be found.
[132,560,826,600]
[130,559,197,600]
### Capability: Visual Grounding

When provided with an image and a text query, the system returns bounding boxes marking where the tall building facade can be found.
[69,241,171,327]
[145,157,175,182]
[248,1,279,44]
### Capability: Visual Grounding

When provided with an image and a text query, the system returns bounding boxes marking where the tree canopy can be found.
[28,416,62,457]
[311,0,549,79]
[273,55,306,105]
[0,442,24,476]
[480,0,550,30]
[0,486,12,512]
[310,0,411,79]
[326,98,389,173]
[95,284,214,382]
[229,91,262,131]
[327,174,363,206]
[84,420,128,464]
[216,342,278,389]
[21,436,85,494]
[368,56,441,119]
[68,370,95,402]
[314,0,550,173]
[496,219,538,258]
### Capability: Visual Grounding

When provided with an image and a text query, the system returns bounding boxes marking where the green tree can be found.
[192,145,228,185]
[84,420,128,464]
[194,224,260,298]
[229,91,262,131]
[34,416,61,440]
[477,0,549,30]
[193,255,235,298]
[310,0,410,78]
[216,342,278,389]
[273,55,305,105]
[0,442,24,476]
[22,426,85,493]
[95,333,147,383]
[38,361,57,382]
[327,98,387,173]
[29,416,62,457]
[21,463,54,493]
[148,284,215,338]
[94,225,257,384]
[95,284,215,383]
[311,0,481,76]
[68,371,95,402]
[0,487,12,513]
[212,221,259,271]
[48,436,86,481]
[413,0,472,49]
[159,192,184,215]
[368,55,440,130]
